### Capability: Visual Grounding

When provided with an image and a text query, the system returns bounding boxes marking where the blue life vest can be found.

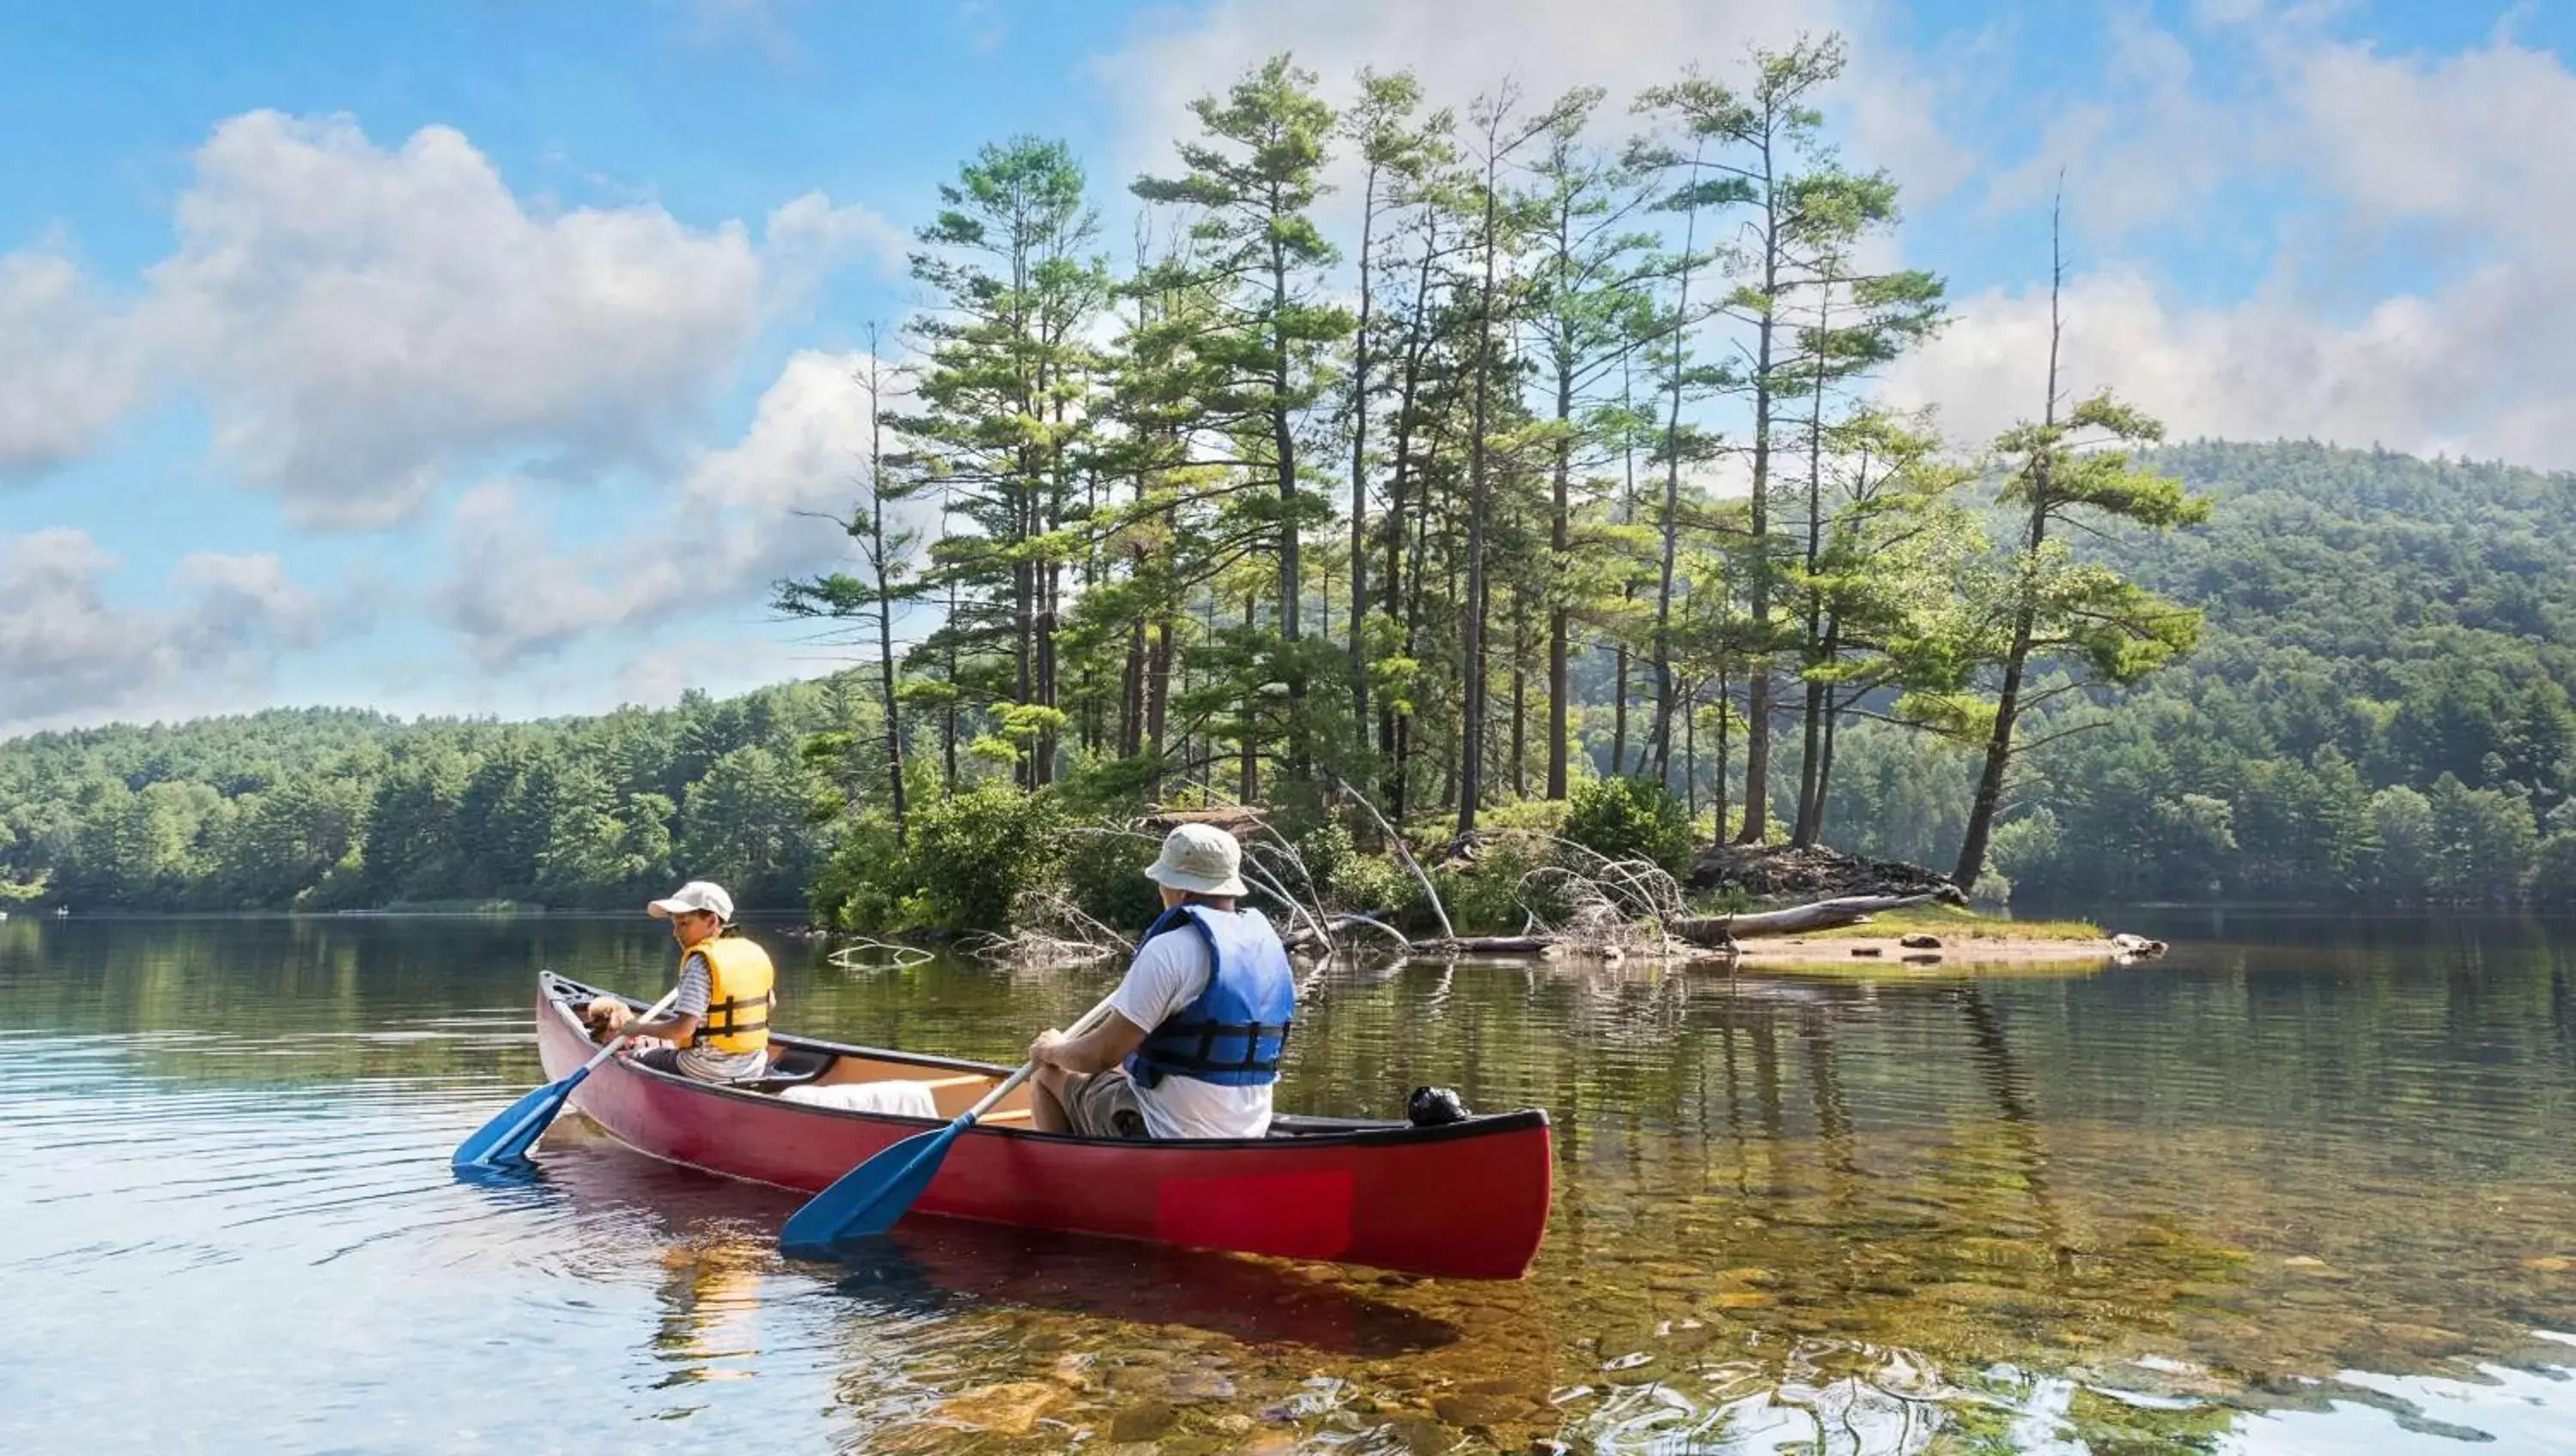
[1123,903,1297,1089]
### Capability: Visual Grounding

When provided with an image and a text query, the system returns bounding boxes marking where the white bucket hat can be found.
[647,880,735,922]
[1145,823,1249,897]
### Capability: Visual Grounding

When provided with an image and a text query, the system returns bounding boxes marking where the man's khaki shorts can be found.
[1057,1068,1150,1140]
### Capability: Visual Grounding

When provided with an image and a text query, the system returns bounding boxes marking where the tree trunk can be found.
[863,360,908,844]
[1035,565,1059,789]
[1349,160,1380,753]
[1013,546,1034,791]
[1648,143,1703,786]
[1456,162,1500,839]
[1791,678,1825,846]
[1240,592,1261,804]
[1791,286,1833,848]
[1120,616,1146,759]
[1145,619,1172,801]
[1736,148,1781,846]
[1613,642,1631,777]
[1712,666,1731,845]
[1269,237,1307,786]
[1811,679,1843,846]
[1511,597,1529,800]
[1682,680,1698,820]
[942,561,961,798]
[1546,331,1574,800]
[1953,203,2067,890]
[1674,892,1948,946]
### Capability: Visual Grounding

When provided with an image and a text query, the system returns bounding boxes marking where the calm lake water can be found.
[4,911,2573,1454]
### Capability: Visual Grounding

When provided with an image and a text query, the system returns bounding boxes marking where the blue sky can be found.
[3,0,2569,736]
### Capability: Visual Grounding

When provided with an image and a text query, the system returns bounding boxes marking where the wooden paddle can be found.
[452,983,684,1171]
[778,992,1121,1256]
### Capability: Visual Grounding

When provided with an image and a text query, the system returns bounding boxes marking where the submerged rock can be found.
[1109,1400,1177,1441]
[935,1381,1064,1436]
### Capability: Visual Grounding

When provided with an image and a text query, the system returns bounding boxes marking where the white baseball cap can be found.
[647,880,735,922]
[1145,823,1249,897]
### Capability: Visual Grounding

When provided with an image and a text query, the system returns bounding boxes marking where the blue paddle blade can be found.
[452,1064,592,1171]
[778,1118,966,1256]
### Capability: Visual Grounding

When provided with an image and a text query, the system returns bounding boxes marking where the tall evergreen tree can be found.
[1134,54,1352,787]
[1940,203,2210,891]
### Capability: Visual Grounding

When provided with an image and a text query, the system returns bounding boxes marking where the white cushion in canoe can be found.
[777,1080,939,1118]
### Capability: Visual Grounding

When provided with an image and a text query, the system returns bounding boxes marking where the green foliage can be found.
[1561,775,1698,876]
[807,784,1072,936]
[0,686,851,913]
[890,783,1072,934]
[1431,833,1565,935]
[1062,831,1163,934]
[805,815,906,931]
[1985,807,2062,888]
[1964,442,2574,907]
[2530,833,2576,907]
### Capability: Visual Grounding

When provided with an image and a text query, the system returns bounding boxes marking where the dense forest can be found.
[3,45,2570,920]
[1827,442,2576,908]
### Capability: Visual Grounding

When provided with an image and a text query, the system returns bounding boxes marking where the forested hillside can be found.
[1811,442,2576,906]
[1990,441,2576,905]
[0,685,861,912]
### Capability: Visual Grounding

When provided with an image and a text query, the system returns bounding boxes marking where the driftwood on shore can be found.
[1279,893,1953,960]
[1672,893,1953,949]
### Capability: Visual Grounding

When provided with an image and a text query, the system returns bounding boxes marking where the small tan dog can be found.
[581,995,630,1039]
[583,996,673,1052]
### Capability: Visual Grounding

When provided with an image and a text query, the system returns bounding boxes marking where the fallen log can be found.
[1277,891,1951,962]
[1670,892,1949,950]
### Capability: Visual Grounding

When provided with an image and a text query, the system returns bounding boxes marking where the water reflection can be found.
[4,912,2575,1453]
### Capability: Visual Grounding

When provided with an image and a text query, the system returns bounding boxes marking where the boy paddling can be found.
[591,879,777,1084]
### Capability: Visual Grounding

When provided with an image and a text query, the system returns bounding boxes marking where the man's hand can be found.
[1028,1028,1066,1069]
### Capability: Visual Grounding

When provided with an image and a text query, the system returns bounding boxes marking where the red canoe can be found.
[534,973,1554,1280]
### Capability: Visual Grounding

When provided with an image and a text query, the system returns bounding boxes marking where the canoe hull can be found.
[534,974,1552,1279]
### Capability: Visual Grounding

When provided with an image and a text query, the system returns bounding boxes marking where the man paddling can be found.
[1027,824,1295,1139]
[592,879,777,1083]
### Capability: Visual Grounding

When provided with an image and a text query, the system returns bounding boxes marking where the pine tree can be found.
[1134,55,1352,784]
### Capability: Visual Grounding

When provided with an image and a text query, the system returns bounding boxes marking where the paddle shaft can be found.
[966,992,1123,1124]
[776,990,1129,1250]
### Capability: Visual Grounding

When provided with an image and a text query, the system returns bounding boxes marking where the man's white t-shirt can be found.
[1107,925,1279,1140]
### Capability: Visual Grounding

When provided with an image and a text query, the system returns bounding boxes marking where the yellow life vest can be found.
[687,934,775,1057]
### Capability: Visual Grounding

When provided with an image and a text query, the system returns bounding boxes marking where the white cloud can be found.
[436,348,926,666]
[617,634,809,709]
[1894,23,2576,471]
[0,248,146,481]
[1885,266,2488,456]
[1091,0,1973,209]
[0,530,324,735]
[143,112,769,528]
[764,191,913,294]
[4,112,908,525]
[1982,13,2255,243]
